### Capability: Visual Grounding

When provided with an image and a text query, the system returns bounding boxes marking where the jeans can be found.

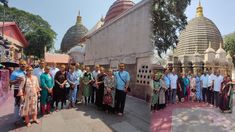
[69,88,77,104]
[165,88,171,104]
[171,89,176,103]
[14,97,21,120]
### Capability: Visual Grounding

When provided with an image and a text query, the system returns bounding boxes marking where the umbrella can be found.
[0,62,19,67]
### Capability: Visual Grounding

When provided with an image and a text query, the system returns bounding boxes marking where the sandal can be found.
[26,123,31,127]
[33,120,40,124]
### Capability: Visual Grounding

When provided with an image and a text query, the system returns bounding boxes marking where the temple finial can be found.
[76,11,82,25]
[196,0,203,17]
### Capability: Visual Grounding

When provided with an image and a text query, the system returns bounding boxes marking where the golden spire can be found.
[196,1,203,17]
[76,10,82,25]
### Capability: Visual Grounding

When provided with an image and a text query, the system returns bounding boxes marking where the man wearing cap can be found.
[10,60,27,124]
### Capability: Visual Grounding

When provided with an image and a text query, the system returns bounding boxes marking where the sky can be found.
[8,0,235,50]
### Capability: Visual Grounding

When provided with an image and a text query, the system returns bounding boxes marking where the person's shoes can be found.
[14,120,21,126]
[118,113,123,116]
[26,123,31,127]
[33,120,40,124]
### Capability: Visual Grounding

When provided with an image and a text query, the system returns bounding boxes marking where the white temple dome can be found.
[67,44,86,54]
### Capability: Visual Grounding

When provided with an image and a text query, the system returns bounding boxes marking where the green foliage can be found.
[151,0,191,57]
[224,32,235,62]
[0,5,56,58]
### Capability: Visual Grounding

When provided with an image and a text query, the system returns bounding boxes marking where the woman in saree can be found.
[220,75,233,113]
[18,66,41,127]
[195,73,202,102]
[150,72,165,112]
[81,66,93,104]
[177,73,184,103]
[158,74,167,109]
[150,73,159,112]
[103,68,116,113]
[183,74,190,102]
[190,74,196,102]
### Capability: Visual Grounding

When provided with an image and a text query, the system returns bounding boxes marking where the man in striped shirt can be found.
[10,60,27,124]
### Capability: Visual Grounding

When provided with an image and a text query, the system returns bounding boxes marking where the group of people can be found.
[10,60,130,127]
[151,69,234,113]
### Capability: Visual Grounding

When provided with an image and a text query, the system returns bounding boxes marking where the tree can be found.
[25,27,54,58]
[151,0,191,56]
[0,5,56,58]
[224,32,235,62]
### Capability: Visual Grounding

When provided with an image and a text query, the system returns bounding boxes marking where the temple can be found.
[167,2,233,75]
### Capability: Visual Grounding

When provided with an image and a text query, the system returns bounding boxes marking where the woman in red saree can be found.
[219,75,233,113]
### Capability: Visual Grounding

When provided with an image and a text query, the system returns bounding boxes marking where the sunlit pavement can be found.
[151,96,235,132]
[0,92,150,132]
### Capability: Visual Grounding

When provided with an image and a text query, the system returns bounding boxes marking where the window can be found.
[137,64,152,85]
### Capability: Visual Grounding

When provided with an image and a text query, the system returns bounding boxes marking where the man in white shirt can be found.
[200,71,209,103]
[74,63,83,103]
[213,70,223,107]
[91,64,100,103]
[169,70,178,104]
[50,62,59,79]
[33,59,45,85]
[208,70,216,106]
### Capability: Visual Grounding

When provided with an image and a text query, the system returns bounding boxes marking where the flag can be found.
[0,0,8,7]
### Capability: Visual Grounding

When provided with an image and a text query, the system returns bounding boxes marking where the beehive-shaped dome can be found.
[60,14,88,52]
[176,2,223,56]
[104,0,134,23]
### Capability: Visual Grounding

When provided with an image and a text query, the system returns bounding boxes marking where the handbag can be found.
[118,72,131,92]
[103,93,113,105]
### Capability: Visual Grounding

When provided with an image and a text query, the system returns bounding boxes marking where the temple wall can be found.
[84,0,152,65]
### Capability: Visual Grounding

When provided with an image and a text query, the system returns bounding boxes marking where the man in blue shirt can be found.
[114,63,130,116]
[10,60,27,124]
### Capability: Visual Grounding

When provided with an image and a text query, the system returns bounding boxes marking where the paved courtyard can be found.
[151,95,235,132]
[0,92,150,132]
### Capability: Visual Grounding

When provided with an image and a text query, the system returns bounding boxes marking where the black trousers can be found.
[95,86,104,108]
[214,91,219,107]
[91,86,96,103]
[207,87,214,105]
[202,87,208,102]
[115,89,127,113]
[165,88,171,104]
[104,104,115,113]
